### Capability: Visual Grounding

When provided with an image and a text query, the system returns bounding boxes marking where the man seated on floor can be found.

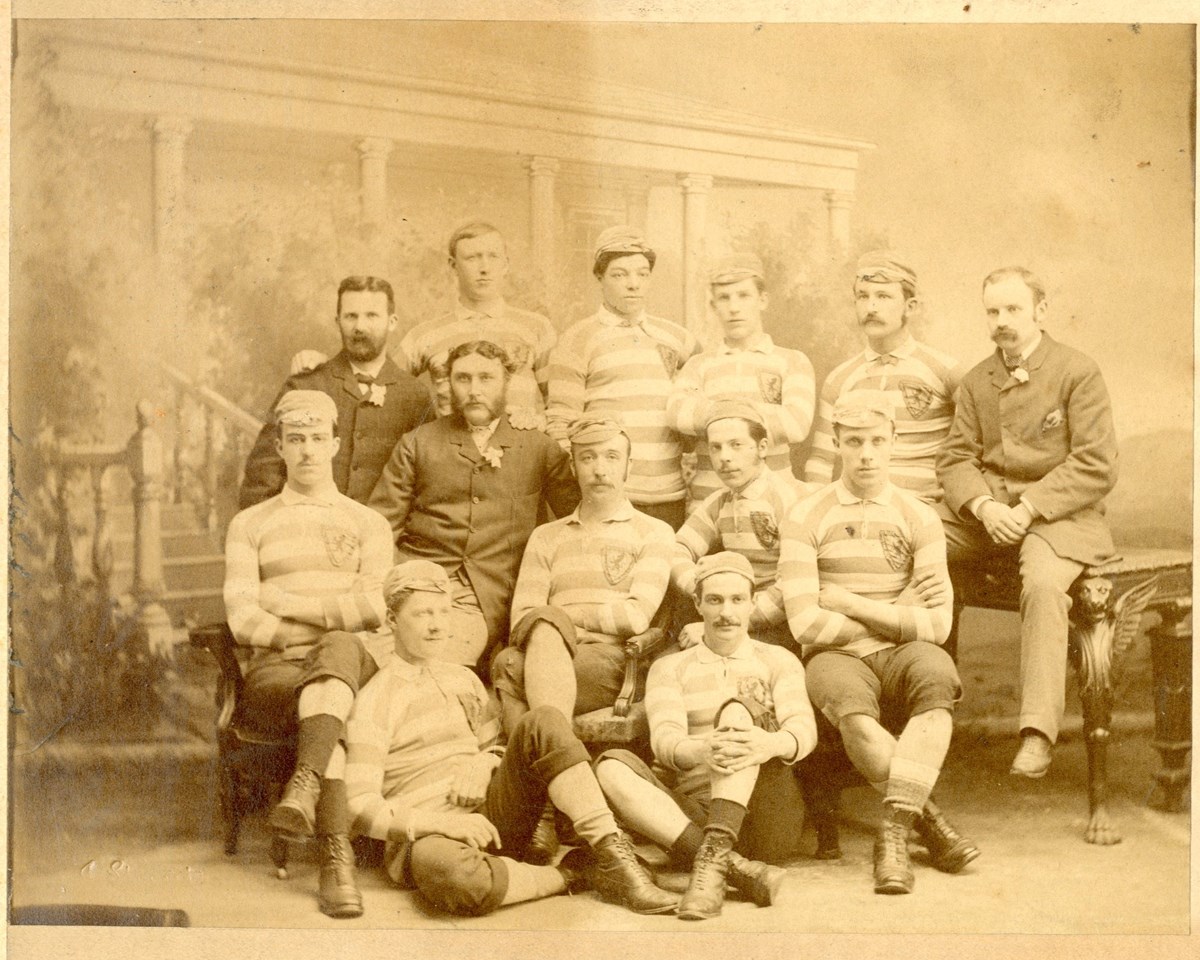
[671,401,814,649]
[339,560,678,918]
[779,390,979,896]
[595,552,816,921]
[223,389,395,918]
[368,340,579,672]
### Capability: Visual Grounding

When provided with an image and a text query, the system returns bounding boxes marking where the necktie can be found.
[873,354,898,367]
[355,373,374,397]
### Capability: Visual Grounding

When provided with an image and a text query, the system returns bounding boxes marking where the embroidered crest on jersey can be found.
[322,526,361,568]
[656,344,680,377]
[501,339,531,371]
[457,691,483,732]
[758,372,783,404]
[602,545,637,585]
[734,678,780,731]
[750,512,780,549]
[900,381,935,419]
[878,529,912,572]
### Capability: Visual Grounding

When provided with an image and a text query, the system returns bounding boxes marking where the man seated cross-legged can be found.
[595,552,817,921]
[339,560,678,918]
[779,390,979,895]
[223,389,396,918]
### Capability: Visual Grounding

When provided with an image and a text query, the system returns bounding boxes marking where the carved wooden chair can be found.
[188,622,296,876]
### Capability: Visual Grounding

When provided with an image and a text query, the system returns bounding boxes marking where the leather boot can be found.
[556,846,594,895]
[727,851,786,907]
[317,834,363,919]
[677,830,734,921]
[525,802,560,866]
[588,832,678,915]
[873,807,916,895]
[269,765,321,839]
[914,800,980,874]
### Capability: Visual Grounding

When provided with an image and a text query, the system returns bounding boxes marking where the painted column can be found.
[151,116,192,259]
[357,138,394,228]
[526,156,560,285]
[825,190,855,258]
[678,173,714,332]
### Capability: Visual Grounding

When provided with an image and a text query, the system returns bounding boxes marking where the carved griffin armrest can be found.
[613,627,672,718]
[188,622,244,734]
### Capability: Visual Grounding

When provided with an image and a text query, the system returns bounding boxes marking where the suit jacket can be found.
[366,415,580,653]
[937,333,1118,566]
[239,353,434,509]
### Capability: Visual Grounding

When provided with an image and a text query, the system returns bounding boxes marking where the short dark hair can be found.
[853,276,916,302]
[705,416,768,445]
[337,276,394,315]
[448,221,505,259]
[982,266,1046,306]
[711,276,767,295]
[446,340,517,378]
[593,249,657,279]
[832,420,895,440]
[275,416,340,442]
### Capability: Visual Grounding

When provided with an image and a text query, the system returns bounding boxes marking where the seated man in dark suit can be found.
[368,340,579,672]
[240,275,433,509]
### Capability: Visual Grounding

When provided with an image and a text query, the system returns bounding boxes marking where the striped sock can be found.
[885,757,939,815]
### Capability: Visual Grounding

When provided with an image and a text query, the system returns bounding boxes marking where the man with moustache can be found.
[224,390,395,918]
[937,267,1118,779]
[805,252,962,504]
[491,415,675,731]
[397,221,557,421]
[671,401,813,650]
[240,275,433,509]
[367,340,578,673]
[595,552,816,921]
[668,253,816,509]
[780,391,978,896]
[545,226,700,530]
[340,560,678,918]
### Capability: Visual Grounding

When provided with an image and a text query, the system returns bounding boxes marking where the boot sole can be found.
[874,878,913,895]
[677,907,720,920]
[269,803,315,840]
[930,843,981,874]
[319,899,364,919]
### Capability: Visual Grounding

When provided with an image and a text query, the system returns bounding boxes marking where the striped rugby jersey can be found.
[396,301,557,416]
[223,484,393,663]
[545,307,700,506]
[672,468,813,630]
[645,635,816,798]
[668,333,815,504]
[343,656,502,882]
[510,500,674,644]
[779,479,953,660]
[804,335,962,503]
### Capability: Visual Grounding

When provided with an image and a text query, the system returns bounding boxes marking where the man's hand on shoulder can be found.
[676,621,704,650]
[290,349,329,375]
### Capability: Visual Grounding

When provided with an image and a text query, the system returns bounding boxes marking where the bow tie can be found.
[1002,355,1023,372]
[355,373,375,385]
[872,354,899,367]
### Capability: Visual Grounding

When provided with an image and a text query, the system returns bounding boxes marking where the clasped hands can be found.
[698,725,781,775]
[977,499,1034,546]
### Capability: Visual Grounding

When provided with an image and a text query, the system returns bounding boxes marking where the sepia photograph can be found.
[6,2,1195,956]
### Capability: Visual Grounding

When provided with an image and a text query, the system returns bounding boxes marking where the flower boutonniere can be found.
[482,446,504,469]
[1011,366,1029,384]
[364,383,387,406]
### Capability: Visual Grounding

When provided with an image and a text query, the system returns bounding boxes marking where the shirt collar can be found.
[864,334,916,363]
[598,304,645,328]
[727,467,771,501]
[348,355,388,380]
[719,332,774,354]
[455,299,507,322]
[565,498,639,525]
[833,477,895,507]
[1016,331,1042,363]
[695,634,755,662]
[279,483,340,507]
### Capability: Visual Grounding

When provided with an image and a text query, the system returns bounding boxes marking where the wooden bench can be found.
[950,547,1192,843]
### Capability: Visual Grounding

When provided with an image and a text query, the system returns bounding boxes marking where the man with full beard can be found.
[240,275,434,509]
[368,340,579,674]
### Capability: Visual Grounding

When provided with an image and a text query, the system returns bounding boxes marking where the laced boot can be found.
[556,846,594,895]
[525,802,560,866]
[727,851,786,907]
[269,765,321,839]
[588,832,678,915]
[873,807,916,895]
[914,800,980,874]
[317,834,363,919]
[677,830,734,921]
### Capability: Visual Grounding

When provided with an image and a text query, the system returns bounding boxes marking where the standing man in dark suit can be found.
[937,267,1119,779]
[368,340,579,673]
[240,276,433,509]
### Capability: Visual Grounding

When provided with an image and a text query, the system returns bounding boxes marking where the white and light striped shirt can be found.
[668,333,815,504]
[545,306,700,506]
[804,335,962,503]
[779,479,953,660]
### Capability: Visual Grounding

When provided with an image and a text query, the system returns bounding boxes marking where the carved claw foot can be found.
[1084,806,1122,845]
